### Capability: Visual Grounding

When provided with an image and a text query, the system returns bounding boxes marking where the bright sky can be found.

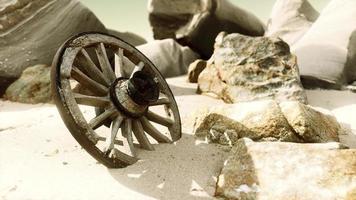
[79,0,330,40]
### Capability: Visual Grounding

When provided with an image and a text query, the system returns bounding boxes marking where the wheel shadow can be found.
[107,133,229,200]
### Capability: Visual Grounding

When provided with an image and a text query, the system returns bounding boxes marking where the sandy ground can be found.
[0,76,355,200]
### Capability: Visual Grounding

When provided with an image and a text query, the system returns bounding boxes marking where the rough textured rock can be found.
[216,138,355,200]
[108,29,147,46]
[280,101,340,143]
[198,32,307,104]
[136,39,199,78]
[265,0,319,46]
[193,100,341,145]
[187,59,207,83]
[292,0,356,89]
[0,0,107,96]
[148,0,265,59]
[4,65,51,104]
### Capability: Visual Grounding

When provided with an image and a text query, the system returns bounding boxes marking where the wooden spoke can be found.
[108,148,138,165]
[140,117,172,143]
[96,43,116,82]
[98,136,123,146]
[132,120,154,151]
[105,114,124,152]
[74,93,110,107]
[121,119,136,157]
[78,49,109,86]
[89,107,116,130]
[71,67,108,96]
[130,61,145,78]
[149,98,170,106]
[146,110,174,127]
[115,48,124,77]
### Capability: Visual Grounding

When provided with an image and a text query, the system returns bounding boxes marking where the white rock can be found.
[265,0,319,46]
[292,0,356,88]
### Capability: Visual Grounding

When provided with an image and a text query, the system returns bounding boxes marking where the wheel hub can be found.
[109,71,159,118]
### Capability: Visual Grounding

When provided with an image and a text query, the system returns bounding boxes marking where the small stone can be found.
[187,59,207,83]
[62,162,68,165]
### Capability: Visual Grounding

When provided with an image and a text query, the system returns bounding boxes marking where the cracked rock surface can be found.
[193,100,341,145]
[216,138,356,200]
[198,32,307,104]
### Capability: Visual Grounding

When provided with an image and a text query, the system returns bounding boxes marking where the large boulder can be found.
[0,0,107,96]
[4,65,51,104]
[148,0,265,59]
[198,32,307,104]
[108,29,147,46]
[265,0,319,46]
[292,0,356,89]
[216,138,355,200]
[193,100,341,145]
[136,39,199,78]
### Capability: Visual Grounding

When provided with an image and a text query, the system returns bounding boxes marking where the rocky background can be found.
[0,0,355,199]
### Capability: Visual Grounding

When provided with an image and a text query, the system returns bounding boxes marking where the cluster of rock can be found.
[193,100,340,145]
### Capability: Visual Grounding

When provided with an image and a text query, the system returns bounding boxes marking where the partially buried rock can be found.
[187,59,207,83]
[4,65,51,104]
[216,138,355,200]
[265,0,319,46]
[198,32,307,104]
[136,39,199,78]
[193,100,341,145]
[292,0,356,89]
[148,0,265,59]
[0,0,107,96]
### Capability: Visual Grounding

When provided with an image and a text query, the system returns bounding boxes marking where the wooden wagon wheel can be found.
[51,33,181,168]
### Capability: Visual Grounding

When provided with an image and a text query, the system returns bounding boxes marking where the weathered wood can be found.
[130,61,145,78]
[89,107,116,129]
[132,120,155,150]
[105,114,124,151]
[96,43,117,82]
[140,117,172,143]
[121,119,136,157]
[78,49,109,86]
[71,67,108,96]
[74,93,110,107]
[146,110,174,127]
[115,48,124,77]
[148,98,170,106]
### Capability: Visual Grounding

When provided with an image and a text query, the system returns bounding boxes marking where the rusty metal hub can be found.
[109,71,159,118]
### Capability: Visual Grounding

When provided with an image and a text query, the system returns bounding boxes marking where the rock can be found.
[0,0,107,96]
[148,0,265,59]
[136,39,200,78]
[198,32,307,104]
[4,65,51,104]
[292,0,356,89]
[265,0,319,46]
[216,138,355,200]
[193,100,341,145]
[108,29,147,46]
[280,101,340,143]
[187,59,207,83]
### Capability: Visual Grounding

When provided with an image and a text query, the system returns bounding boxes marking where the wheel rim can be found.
[51,33,181,168]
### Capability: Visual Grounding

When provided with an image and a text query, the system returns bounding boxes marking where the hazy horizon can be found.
[80,0,330,40]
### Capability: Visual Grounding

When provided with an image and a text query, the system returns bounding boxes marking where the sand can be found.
[0,76,355,200]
